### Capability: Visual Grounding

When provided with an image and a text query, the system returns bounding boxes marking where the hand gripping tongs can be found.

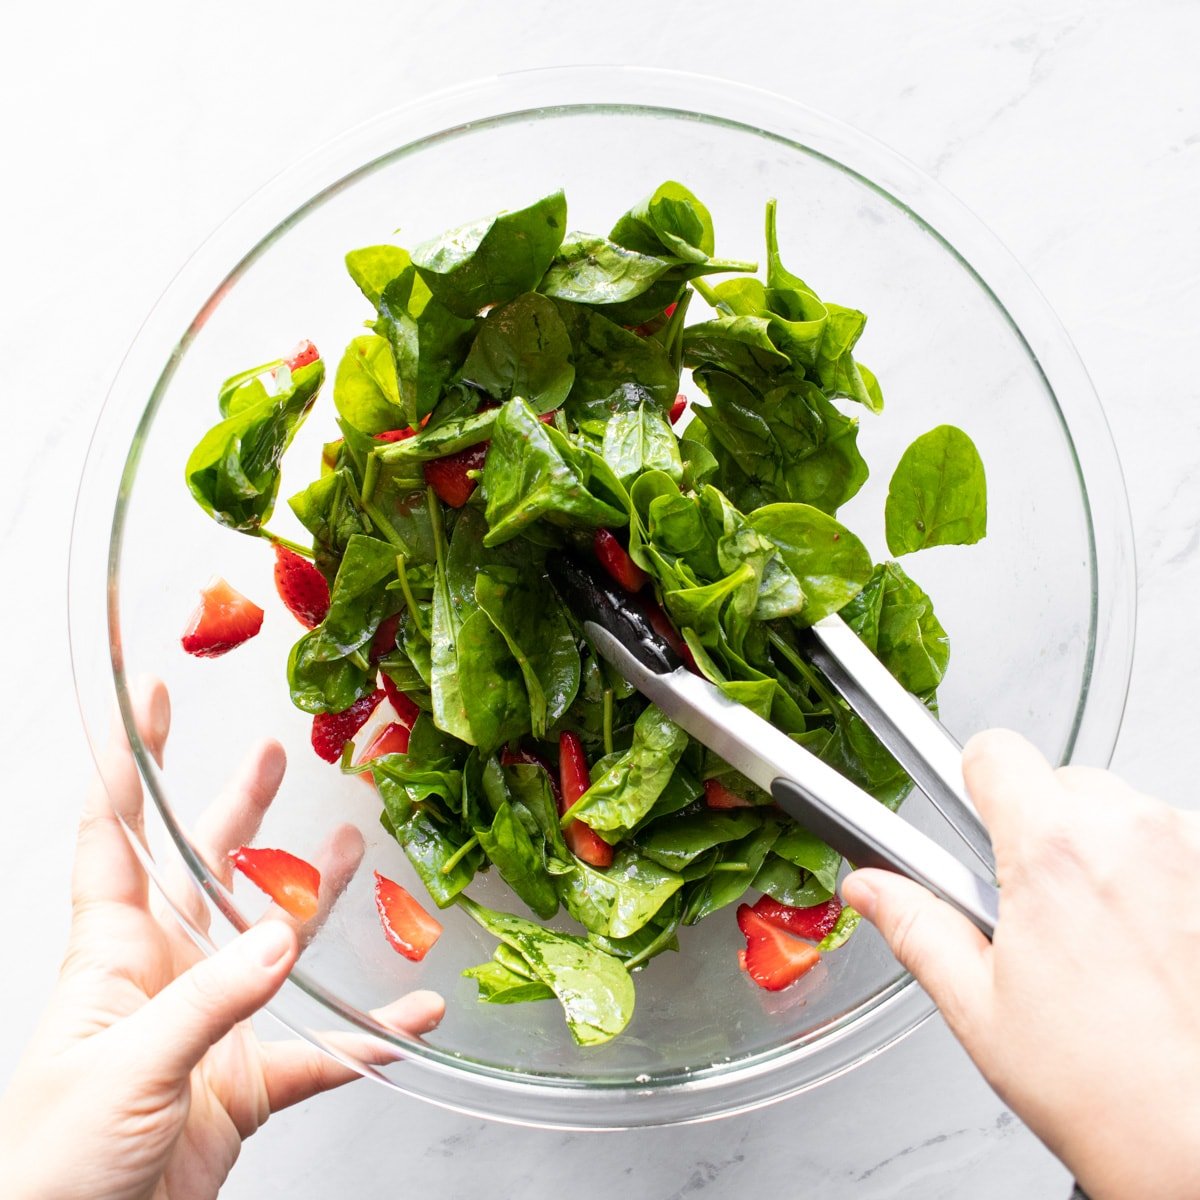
[549,554,1000,939]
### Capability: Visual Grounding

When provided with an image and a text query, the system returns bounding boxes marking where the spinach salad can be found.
[184,182,987,1046]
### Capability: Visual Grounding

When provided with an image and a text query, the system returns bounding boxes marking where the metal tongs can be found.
[549,554,1000,939]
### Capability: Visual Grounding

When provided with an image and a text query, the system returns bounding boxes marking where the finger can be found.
[117,920,298,1085]
[258,990,445,1113]
[73,678,171,912]
[961,728,1060,857]
[841,868,991,1038]
[298,823,365,947]
[191,741,288,888]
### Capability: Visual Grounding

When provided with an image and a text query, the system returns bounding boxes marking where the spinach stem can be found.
[362,500,403,548]
[396,554,428,639]
[602,689,614,757]
[361,450,381,505]
[427,485,447,574]
[764,626,845,724]
[261,530,314,559]
[622,921,679,973]
[711,862,749,873]
[348,648,371,672]
[441,835,479,876]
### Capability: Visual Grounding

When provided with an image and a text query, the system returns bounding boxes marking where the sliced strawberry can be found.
[311,689,385,763]
[424,442,489,508]
[751,893,843,942]
[229,846,320,921]
[374,871,443,960]
[181,577,264,658]
[360,721,412,762]
[705,778,755,809]
[593,528,647,593]
[559,731,614,869]
[370,613,401,663]
[273,545,330,629]
[663,302,678,320]
[374,427,416,443]
[537,411,557,425]
[284,339,320,372]
[380,673,422,727]
[669,393,688,424]
[736,903,821,991]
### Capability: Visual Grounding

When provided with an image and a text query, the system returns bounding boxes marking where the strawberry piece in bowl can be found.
[229,846,320,922]
[380,673,422,727]
[311,689,385,763]
[273,544,330,629]
[669,393,688,424]
[559,731,614,869]
[374,871,443,961]
[704,778,755,809]
[181,577,264,658]
[424,442,489,508]
[283,339,320,372]
[736,903,821,991]
[750,894,844,942]
[593,528,648,593]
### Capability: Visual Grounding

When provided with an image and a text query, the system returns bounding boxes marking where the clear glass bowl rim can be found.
[68,65,1137,1129]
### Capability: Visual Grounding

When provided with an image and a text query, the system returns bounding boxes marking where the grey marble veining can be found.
[4,1,1198,1196]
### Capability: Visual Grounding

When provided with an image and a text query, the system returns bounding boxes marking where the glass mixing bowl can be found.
[69,67,1135,1129]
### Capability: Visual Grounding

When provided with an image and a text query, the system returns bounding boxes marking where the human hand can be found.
[0,679,443,1200]
[841,731,1200,1200]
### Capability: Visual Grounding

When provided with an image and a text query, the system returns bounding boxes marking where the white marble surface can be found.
[4,0,1199,1195]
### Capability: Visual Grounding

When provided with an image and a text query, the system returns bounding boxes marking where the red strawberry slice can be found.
[371,613,401,663]
[705,778,755,810]
[751,894,843,942]
[229,846,320,921]
[736,903,821,991]
[311,689,385,763]
[559,731,614,869]
[360,721,412,763]
[669,393,688,424]
[593,528,647,593]
[181,577,264,658]
[374,427,416,443]
[380,673,421,727]
[273,545,330,629]
[284,339,320,372]
[424,442,489,508]
[374,871,443,961]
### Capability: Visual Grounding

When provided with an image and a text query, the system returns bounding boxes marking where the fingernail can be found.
[253,921,296,970]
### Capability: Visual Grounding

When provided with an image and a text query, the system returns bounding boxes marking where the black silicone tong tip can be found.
[546,552,684,676]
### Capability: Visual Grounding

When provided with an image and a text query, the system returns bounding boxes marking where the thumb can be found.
[122,921,298,1084]
[841,869,992,1038]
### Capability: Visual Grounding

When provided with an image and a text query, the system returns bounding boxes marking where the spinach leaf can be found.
[637,810,762,872]
[610,180,716,263]
[564,704,689,838]
[412,190,567,319]
[502,760,572,861]
[457,606,531,751]
[346,244,412,308]
[185,358,324,534]
[556,847,684,939]
[884,425,987,555]
[459,897,635,1046]
[463,956,556,1004]
[681,819,781,925]
[481,398,627,546]
[819,906,862,951]
[387,810,480,907]
[430,499,476,744]
[313,534,398,659]
[373,407,496,463]
[772,825,842,892]
[842,561,949,696]
[752,856,834,908]
[475,800,558,919]
[333,335,404,435]
[375,268,476,427]
[587,894,682,967]
[475,565,580,738]
[552,299,679,425]
[288,468,370,582]
[602,403,683,484]
[539,232,672,305]
[748,503,872,624]
[287,632,373,715]
[460,293,575,412]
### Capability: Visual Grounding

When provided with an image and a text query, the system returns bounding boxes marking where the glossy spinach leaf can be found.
[818,905,862,951]
[481,398,627,546]
[475,800,558,919]
[463,955,555,1004]
[287,632,374,715]
[637,810,762,872]
[459,897,635,1046]
[288,468,370,583]
[841,561,949,696]
[556,847,684,939]
[772,824,842,893]
[457,606,531,751]
[460,293,575,412]
[681,819,781,925]
[412,190,567,319]
[388,810,480,908]
[748,503,872,624]
[333,335,404,435]
[539,232,673,305]
[314,534,398,658]
[564,704,689,838]
[752,856,834,907]
[884,425,987,555]
[186,358,324,534]
[601,402,683,484]
[345,244,412,308]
